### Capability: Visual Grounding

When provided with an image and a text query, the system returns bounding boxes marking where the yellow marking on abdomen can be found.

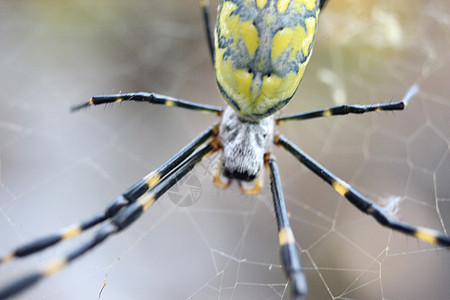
[332,180,349,196]
[257,74,283,103]
[1,253,14,263]
[62,225,82,240]
[271,28,293,61]
[233,67,253,100]
[279,227,295,245]
[415,227,439,244]
[241,20,259,58]
[298,0,316,11]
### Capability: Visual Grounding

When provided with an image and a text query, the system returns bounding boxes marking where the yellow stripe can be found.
[277,0,291,13]
[213,172,231,189]
[273,135,281,145]
[298,0,316,11]
[301,17,316,57]
[322,109,332,117]
[332,180,349,196]
[62,225,82,240]
[165,99,175,106]
[415,227,439,244]
[137,192,156,211]
[1,252,14,263]
[256,0,268,9]
[145,172,161,188]
[240,175,262,194]
[43,258,67,275]
[271,28,293,61]
[279,227,295,245]
[241,20,259,58]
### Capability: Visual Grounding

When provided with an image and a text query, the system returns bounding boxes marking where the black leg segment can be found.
[265,155,307,300]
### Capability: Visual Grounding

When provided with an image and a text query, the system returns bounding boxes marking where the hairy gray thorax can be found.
[218,107,274,181]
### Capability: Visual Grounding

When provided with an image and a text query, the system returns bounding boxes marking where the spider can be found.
[1,1,449,299]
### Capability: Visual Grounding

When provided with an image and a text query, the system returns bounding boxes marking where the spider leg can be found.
[319,0,329,10]
[213,160,231,189]
[71,92,223,115]
[0,139,219,300]
[276,85,418,124]
[265,154,307,300]
[274,134,450,247]
[239,175,263,194]
[0,123,218,264]
[199,0,214,64]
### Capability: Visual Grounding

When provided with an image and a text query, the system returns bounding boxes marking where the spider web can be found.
[0,0,449,299]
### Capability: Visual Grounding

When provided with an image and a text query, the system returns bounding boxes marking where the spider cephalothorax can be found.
[218,106,274,182]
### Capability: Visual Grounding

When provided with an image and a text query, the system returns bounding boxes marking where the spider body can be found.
[215,0,319,120]
[1,1,449,300]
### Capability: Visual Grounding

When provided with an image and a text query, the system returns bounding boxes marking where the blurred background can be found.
[0,0,449,299]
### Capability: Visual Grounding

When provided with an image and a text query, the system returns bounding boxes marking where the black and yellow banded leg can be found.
[276,85,418,124]
[199,0,214,64]
[0,140,219,300]
[71,92,223,115]
[121,123,219,200]
[274,134,450,248]
[0,124,218,265]
[265,154,307,300]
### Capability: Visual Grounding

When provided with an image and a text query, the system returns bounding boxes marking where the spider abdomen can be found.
[215,0,320,120]
[218,107,274,181]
